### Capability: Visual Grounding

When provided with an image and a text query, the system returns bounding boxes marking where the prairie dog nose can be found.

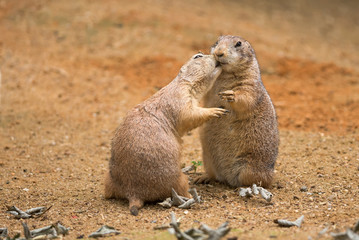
[214,47,226,58]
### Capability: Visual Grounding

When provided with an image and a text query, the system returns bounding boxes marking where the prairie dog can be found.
[105,53,227,215]
[196,36,279,188]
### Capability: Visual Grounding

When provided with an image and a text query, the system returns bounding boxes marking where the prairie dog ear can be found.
[193,53,204,59]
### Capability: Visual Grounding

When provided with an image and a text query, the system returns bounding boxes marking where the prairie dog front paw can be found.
[218,90,235,102]
[208,107,229,118]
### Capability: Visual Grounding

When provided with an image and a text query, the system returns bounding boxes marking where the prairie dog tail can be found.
[129,198,144,216]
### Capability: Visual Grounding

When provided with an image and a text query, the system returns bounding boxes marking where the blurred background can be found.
[1,0,358,133]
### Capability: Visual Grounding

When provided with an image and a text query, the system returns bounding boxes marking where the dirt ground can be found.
[1,0,359,239]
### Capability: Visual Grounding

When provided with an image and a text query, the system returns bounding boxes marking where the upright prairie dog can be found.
[105,53,228,215]
[195,36,279,188]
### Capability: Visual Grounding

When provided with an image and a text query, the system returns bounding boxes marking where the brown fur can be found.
[195,36,279,188]
[105,54,227,215]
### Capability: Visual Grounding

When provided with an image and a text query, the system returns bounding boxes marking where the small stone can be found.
[181,165,195,173]
[300,186,308,192]
[228,237,238,240]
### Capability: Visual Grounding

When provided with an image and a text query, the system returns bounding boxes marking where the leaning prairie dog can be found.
[105,53,228,215]
[195,36,279,188]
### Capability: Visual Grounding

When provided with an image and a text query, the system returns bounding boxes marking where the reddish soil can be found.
[1,0,358,239]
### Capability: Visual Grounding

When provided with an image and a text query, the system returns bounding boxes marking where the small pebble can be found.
[300,186,308,192]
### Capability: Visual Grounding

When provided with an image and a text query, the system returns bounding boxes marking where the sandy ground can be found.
[1,0,359,239]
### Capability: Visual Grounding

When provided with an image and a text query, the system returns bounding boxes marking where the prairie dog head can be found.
[178,53,222,98]
[211,35,256,73]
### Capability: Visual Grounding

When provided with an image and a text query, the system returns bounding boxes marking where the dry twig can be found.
[168,212,230,240]
[158,188,201,209]
[21,221,69,239]
[239,184,273,202]
[88,225,121,238]
[6,205,51,219]
[331,219,359,240]
[274,215,304,228]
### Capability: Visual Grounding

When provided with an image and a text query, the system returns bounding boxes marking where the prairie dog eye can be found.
[235,41,242,47]
[194,54,203,59]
